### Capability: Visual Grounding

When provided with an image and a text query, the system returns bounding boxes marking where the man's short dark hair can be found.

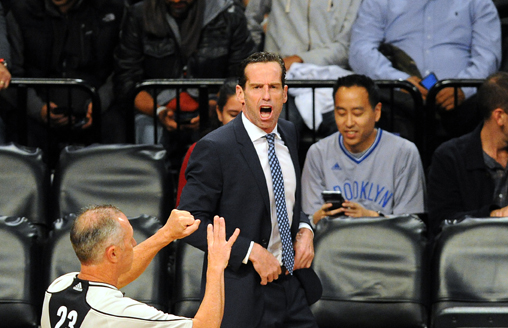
[238,52,286,89]
[477,72,508,120]
[333,74,381,109]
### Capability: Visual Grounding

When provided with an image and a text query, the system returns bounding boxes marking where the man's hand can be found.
[341,201,379,218]
[162,209,201,241]
[0,64,11,90]
[283,55,303,71]
[436,87,465,111]
[158,108,200,131]
[82,102,93,129]
[313,203,345,224]
[207,216,240,271]
[249,243,282,285]
[491,205,508,217]
[158,108,178,131]
[181,115,200,131]
[293,228,314,270]
[406,76,428,100]
[41,102,71,127]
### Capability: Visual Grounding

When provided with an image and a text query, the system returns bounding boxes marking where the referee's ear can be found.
[105,244,119,264]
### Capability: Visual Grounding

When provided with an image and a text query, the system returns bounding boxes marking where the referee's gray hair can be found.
[70,205,125,265]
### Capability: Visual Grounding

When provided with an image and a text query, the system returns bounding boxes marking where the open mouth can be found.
[260,106,272,119]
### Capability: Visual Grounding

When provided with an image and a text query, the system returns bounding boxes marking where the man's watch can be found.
[0,58,8,68]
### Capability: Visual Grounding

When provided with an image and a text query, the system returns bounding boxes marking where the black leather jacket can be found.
[114,0,256,103]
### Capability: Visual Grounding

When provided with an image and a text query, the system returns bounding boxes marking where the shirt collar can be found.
[241,112,280,142]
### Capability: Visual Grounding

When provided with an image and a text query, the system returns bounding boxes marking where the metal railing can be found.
[130,78,425,158]
[425,79,484,166]
[10,77,102,145]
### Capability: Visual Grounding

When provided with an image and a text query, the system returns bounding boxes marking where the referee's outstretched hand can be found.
[207,216,240,271]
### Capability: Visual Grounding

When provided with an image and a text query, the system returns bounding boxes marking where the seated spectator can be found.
[428,72,508,235]
[245,0,362,70]
[349,0,501,138]
[245,0,362,137]
[40,205,239,328]
[176,77,241,207]
[114,0,256,168]
[302,74,425,225]
[6,0,125,151]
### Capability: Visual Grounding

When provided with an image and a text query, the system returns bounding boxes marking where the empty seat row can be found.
[312,215,508,328]
[0,143,174,232]
[3,214,508,328]
[0,214,508,328]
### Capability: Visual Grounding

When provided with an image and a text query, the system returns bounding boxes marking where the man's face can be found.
[236,62,288,133]
[216,96,241,125]
[117,214,136,274]
[166,0,195,19]
[334,86,381,153]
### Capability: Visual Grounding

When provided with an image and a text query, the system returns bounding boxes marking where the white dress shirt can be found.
[241,114,311,265]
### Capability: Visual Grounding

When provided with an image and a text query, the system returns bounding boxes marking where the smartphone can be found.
[179,117,194,125]
[419,72,438,90]
[322,190,346,211]
[51,106,71,115]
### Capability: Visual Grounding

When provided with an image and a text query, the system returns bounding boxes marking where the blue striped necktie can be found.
[265,133,294,274]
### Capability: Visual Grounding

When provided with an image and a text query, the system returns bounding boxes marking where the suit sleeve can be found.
[178,138,253,271]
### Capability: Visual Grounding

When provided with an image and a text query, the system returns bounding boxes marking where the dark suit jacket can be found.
[179,113,314,327]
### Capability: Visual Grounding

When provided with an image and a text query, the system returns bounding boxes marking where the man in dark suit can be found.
[178,52,319,327]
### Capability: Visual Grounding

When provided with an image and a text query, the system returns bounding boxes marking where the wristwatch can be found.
[0,58,8,68]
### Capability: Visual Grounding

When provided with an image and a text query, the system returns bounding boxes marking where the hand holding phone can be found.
[321,191,345,211]
[419,72,438,90]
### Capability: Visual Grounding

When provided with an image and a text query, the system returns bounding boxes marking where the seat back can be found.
[51,144,172,222]
[311,215,429,328]
[0,144,48,227]
[0,216,40,328]
[44,214,170,311]
[431,217,508,328]
[172,240,204,317]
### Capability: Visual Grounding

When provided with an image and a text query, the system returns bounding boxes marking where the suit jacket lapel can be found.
[233,114,271,215]
[278,119,303,237]
[278,121,300,178]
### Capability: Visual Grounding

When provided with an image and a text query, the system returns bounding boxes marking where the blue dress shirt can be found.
[349,0,501,98]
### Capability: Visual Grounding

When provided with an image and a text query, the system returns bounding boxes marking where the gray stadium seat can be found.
[431,217,508,328]
[311,215,429,328]
[51,144,173,222]
[0,216,40,328]
[0,144,48,228]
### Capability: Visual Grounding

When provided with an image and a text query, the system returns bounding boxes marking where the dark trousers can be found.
[260,274,318,328]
